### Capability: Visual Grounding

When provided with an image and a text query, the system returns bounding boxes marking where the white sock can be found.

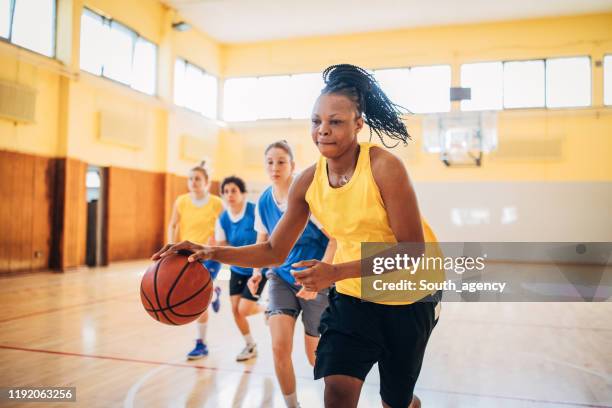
[244,333,254,346]
[283,392,298,408]
[197,323,208,342]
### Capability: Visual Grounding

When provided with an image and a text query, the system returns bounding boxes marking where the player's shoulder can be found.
[369,144,406,177]
[175,193,189,206]
[292,164,317,194]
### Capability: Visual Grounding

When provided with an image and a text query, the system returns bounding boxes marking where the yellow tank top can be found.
[305,142,442,305]
[176,193,224,244]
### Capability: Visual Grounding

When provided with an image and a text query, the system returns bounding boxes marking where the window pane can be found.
[605,55,612,106]
[0,0,11,38]
[103,21,135,85]
[201,72,218,118]
[503,60,545,108]
[256,75,291,119]
[131,37,156,95]
[461,62,503,111]
[11,0,55,57]
[289,73,324,119]
[80,10,106,75]
[546,57,591,108]
[174,59,187,107]
[374,68,412,110]
[408,65,451,113]
[184,63,204,113]
[223,77,258,121]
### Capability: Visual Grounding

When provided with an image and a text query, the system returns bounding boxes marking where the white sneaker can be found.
[236,343,257,361]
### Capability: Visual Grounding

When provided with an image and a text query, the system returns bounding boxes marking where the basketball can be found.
[140,252,213,325]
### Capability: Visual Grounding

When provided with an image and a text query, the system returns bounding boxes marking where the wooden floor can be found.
[0,261,611,408]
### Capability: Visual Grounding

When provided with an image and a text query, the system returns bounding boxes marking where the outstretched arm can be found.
[152,167,317,268]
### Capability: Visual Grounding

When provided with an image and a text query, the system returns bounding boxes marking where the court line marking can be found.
[0,292,135,323]
[123,358,182,408]
[1,345,610,407]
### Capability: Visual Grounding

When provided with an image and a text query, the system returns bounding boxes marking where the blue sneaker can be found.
[187,340,208,360]
[211,286,222,313]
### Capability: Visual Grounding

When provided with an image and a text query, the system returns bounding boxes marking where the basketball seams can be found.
[153,257,178,325]
[144,273,212,314]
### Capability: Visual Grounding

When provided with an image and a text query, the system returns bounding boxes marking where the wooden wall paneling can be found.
[19,153,34,272]
[0,151,12,272]
[31,156,54,270]
[8,152,26,272]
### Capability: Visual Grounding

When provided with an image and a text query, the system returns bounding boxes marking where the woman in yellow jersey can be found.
[167,161,224,360]
[155,65,441,408]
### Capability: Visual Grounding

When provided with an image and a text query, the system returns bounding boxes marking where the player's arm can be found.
[153,167,316,268]
[293,148,424,290]
[167,201,180,244]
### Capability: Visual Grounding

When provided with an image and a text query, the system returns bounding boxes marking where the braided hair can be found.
[321,64,410,147]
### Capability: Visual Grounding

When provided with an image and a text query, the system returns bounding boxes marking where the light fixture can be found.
[172,21,191,32]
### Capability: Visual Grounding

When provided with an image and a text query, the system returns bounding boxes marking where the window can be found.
[257,75,291,119]
[408,65,451,113]
[375,66,451,114]
[223,77,258,121]
[503,60,545,109]
[460,62,503,111]
[603,55,611,106]
[1,0,56,57]
[374,68,412,110]
[79,8,157,95]
[0,0,11,39]
[224,73,325,121]
[546,57,591,108]
[289,73,324,119]
[174,59,217,118]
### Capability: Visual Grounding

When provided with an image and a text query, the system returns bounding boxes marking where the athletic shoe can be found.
[211,286,222,313]
[187,340,208,360]
[236,343,257,362]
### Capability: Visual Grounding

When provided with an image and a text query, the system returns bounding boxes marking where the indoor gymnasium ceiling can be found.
[163,0,612,43]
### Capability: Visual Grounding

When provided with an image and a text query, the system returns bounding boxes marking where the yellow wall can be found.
[219,13,612,183]
[0,7,610,182]
[0,46,62,157]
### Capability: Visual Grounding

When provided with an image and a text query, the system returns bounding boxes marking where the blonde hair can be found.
[190,160,209,181]
[265,140,294,161]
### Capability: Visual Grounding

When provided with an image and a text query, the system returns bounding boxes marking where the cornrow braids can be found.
[321,64,410,148]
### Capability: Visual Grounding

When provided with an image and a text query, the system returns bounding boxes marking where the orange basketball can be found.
[140,252,213,325]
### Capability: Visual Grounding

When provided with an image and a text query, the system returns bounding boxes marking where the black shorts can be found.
[314,288,441,408]
[229,271,267,302]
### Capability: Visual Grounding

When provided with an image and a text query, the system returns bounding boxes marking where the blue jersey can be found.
[257,186,328,284]
[218,202,257,276]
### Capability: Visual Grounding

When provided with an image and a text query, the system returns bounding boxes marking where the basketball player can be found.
[167,161,224,360]
[240,140,334,408]
[214,175,266,362]
[155,65,441,408]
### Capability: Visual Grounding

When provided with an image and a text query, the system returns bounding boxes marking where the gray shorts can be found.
[266,272,329,337]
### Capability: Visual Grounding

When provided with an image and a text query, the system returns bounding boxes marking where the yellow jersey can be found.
[305,142,442,305]
[176,193,224,244]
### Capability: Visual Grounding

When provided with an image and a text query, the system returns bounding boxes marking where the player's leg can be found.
[267,273,301,408]
[298,287,329,366]
[314,288,382,408]
[187,310,209,360]
[230,271,262,361]
[204,260,222,313]
[377,292,440,408]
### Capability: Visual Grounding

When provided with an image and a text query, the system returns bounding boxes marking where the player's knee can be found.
[237,301,252,317]
[271,339,291,360]
[324,376,360,408]
[231,303,241,318]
